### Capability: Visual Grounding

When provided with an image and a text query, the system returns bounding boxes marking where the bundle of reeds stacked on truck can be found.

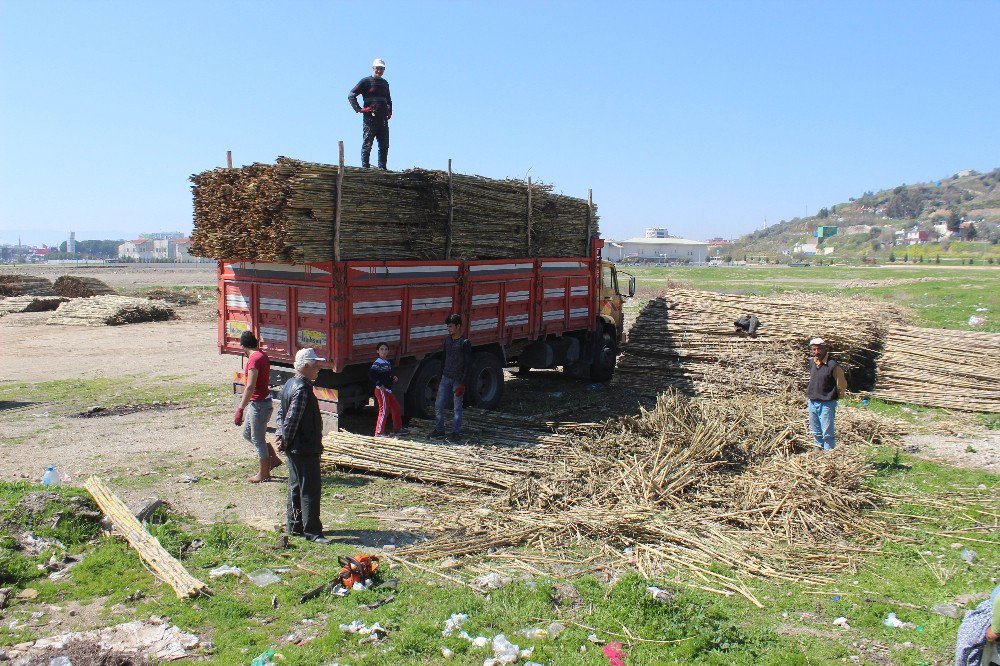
[189,157,598,262]
[48,296,175,326]
[53,275,117,297]
[616,290,904,398]
[0,275,56,297]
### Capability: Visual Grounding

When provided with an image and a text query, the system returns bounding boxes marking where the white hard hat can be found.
[372,58,386,68]
[809,337,826,346]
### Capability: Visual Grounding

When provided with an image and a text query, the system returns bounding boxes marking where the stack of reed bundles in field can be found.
[48,296,175,326]
[616,290,904,399]
[0,295,68,315]
[0,275,56,297]
[53,275,117,297]
[189,157,597,262]
[872,325,1000,413]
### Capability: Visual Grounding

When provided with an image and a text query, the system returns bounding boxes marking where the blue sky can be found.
[2,0,998,247]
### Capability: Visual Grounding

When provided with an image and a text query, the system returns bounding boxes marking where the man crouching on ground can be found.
[276,348,331,544]
[806,337,847,451]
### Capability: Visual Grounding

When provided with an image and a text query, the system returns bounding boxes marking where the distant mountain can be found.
[727,168,1000,261]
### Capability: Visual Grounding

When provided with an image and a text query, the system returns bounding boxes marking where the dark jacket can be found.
[276,374,324,455]
[369,357,394,389]
[441,335,472,384]
[349,76,392,119]
[807,355,847,402]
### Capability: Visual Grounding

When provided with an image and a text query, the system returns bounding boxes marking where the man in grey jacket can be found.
[430,314,472,442]
[276,348,330,544]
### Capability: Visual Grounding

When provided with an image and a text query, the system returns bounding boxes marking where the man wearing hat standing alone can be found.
[349,58,392,169]
[806,337,847,451]
[276,348,331,544]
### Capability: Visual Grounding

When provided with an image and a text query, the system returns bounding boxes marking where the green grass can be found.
[1,450,996,664]
[0,377,227,410]
[628,264,999,331]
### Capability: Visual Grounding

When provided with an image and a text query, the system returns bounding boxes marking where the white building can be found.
[118,238,154,261]
[613,237,709,264]
[644,227,671,238]
[118,237,206,262]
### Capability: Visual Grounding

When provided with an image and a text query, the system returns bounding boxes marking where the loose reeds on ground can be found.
[53,275,117,297]
[324,390,902,598]
[47,296,176,326]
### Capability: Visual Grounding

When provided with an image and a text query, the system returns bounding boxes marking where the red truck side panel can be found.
[219,254,599,372]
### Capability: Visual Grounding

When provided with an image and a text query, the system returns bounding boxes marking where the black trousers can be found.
[362,116,389,169]
[286,452,323,539]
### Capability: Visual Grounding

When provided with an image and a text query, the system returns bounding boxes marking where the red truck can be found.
[222,237,634,429]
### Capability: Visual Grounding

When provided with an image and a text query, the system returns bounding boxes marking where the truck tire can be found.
[469,352,504,409]
[590,326,617,382]
[405,358,442,419]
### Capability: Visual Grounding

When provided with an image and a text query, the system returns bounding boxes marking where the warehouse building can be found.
[607,236,710,264]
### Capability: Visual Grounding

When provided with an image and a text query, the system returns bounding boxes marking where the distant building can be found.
[118,238,153,261]
[793,243,818,255]
[644,228,671,238]
[118,236,206,262]
[140,231,185,241]
[67,231,76,254]
[616,236,709,263]
[906,230,929,244]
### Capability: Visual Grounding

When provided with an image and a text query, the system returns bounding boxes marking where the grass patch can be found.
[1,447,996,664]
[0,377,227,410]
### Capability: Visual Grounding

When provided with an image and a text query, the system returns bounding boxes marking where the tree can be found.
[817,207,829,219]
[935,254,941,264]
[889,252,896,262]
[903,253,909,263]
[965,223,977,240]
[946,209,962,232]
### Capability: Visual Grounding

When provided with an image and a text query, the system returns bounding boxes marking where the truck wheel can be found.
[470,352,504,409]
[405,358,442,419]
[590,326,617,382]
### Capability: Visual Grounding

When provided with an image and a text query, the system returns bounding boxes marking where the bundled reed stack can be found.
[53,275,117,297]
[48,296,175,326]
[0,295,68,315]
[190,157,597,262]
[873,325,1000,412]
[616,290,903,399]
[0,275,56,297]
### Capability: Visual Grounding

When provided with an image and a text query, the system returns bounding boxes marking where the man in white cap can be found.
[348,58,392,169]
[276,348,330,543]
[806,337,847,450]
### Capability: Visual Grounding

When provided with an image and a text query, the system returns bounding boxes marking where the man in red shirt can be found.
[234,331,281,482]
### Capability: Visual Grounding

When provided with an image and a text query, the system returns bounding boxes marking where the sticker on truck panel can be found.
[297,329,327,348]
[226,320,250,337]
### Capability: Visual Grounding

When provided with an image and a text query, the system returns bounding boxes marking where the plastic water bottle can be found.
[41,465,60,486]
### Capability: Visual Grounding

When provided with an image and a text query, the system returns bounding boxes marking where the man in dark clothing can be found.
[733,314,761,337]
[348,58,392,169]
[431,314,472,442]
[806,337,847,451]
[276,347,330,544]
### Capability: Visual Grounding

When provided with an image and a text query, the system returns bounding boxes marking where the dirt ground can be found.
[0,263,218,290]
[1,271,998,527]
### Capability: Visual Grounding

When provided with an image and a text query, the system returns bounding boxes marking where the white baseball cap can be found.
[809,337,826,346]
[372,58,386,68]
[295,348,326,364]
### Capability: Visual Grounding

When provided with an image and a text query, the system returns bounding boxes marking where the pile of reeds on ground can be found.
[189,157,597,263]
[47,296,175,326]
[323,390,903,600]
[872,325,1000,413]
[0,295,68,316]
[615,290,905,399]
[52,275,117,297]
[0,275,55,297]
[144,289,204,307]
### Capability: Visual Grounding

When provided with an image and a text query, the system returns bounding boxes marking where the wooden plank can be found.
[335,141,344,262]
[84,476,207,599]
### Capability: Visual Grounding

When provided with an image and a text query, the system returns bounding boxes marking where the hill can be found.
[727,168,1000,263]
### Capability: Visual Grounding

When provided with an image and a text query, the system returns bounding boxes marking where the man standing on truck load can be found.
[806,337,847,451]
[234,331,282,483]
[348,58,392,170]
[275,348,331,544]
[431,314,472,442]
